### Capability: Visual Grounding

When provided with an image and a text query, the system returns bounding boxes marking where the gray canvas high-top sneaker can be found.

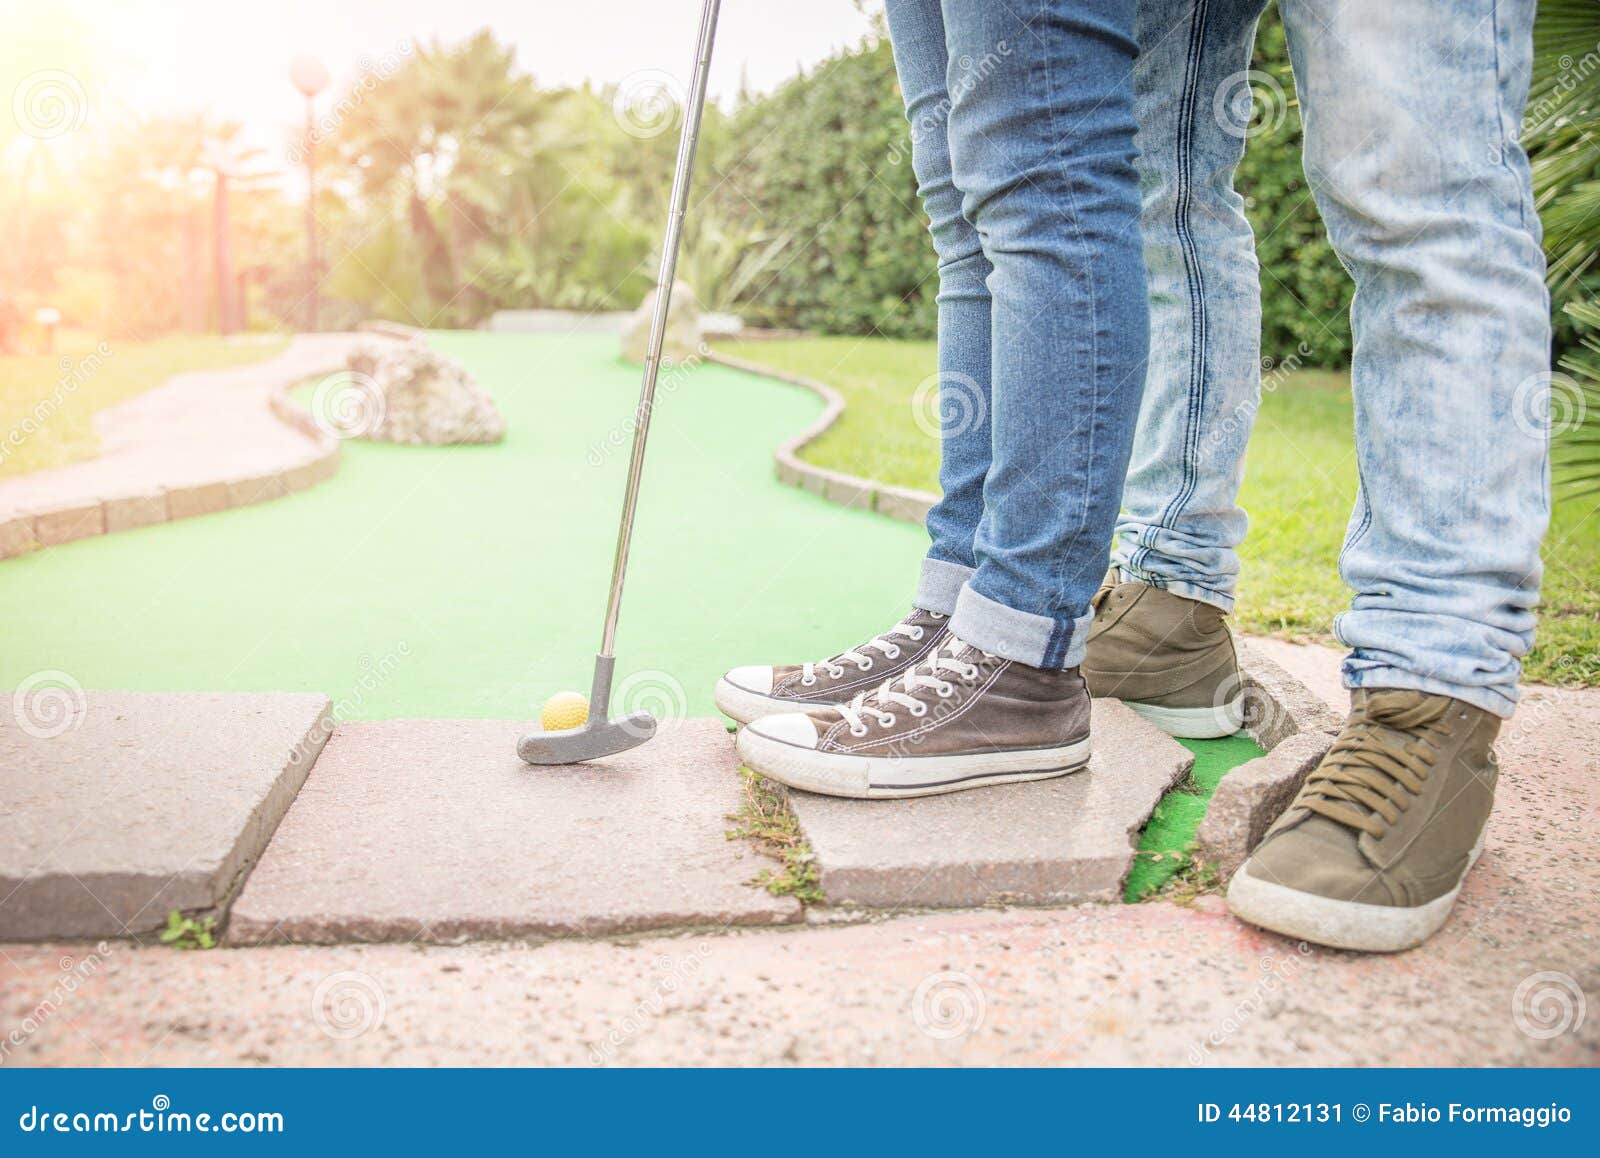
[736,634,1091,799]
[714,608,947,725]
[1227,689,1500,952]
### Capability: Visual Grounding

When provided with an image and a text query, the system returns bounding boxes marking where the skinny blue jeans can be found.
[887,0,1151,669]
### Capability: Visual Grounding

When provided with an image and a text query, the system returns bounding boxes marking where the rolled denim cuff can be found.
[915,556,974,617]
[1110,554,1236,614]
[1341,662,1519,720]
[950,583,1095,670]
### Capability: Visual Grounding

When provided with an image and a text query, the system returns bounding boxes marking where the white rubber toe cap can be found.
[722,665,774,695]
[744,712,819,749]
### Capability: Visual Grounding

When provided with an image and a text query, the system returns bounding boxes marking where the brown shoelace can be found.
[1298,694,1453,838]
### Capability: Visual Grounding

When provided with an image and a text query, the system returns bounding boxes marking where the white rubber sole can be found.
[1124,695,1245,740]
[736,728,1091,800]
[1226,835,1484,953]
[713,678,842,726]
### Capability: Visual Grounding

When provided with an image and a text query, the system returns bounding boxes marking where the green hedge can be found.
[713,41,936,339]
[717,8,1353,365]
[1237,10,1353,366]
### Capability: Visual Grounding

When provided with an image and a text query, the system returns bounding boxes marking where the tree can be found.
[1528,0,1600,496]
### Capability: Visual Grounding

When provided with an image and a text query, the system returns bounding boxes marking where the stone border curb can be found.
[706,350,939,524]
[0,340,387,563]
[1196,640,1345,876]
[358,319,425,341]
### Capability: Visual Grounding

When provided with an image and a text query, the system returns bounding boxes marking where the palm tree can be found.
[335,31,549,315]
[1529,0,1600,495]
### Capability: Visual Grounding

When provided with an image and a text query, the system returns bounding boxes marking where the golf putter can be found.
[519,0,722,765]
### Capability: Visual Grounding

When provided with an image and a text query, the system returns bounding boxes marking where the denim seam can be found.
[1033,0,1103,669]
[1133,0,1212,579]
[1487,0,1527,232]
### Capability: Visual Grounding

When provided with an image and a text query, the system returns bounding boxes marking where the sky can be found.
[3,0,880,162]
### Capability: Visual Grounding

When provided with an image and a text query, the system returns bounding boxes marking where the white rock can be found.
[620,281,705,366]
[344,341,506,445]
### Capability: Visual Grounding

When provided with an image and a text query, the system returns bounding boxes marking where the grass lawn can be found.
[720,336,1600,687]
[0,332,287,478]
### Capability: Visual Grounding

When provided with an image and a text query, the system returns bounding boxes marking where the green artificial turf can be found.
[720,336,1600,686]
[1123,734,1266,902]
[0,333,929,720]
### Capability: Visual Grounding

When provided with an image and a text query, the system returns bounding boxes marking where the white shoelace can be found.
[836,635,985,737]
[800,612,946,686]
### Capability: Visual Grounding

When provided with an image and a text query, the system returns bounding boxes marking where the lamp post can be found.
[289,55,330,333]
[203,138,239,335]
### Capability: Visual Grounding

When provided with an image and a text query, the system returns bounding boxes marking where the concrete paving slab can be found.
[3,686,1591,1068]
[785,700,1194,909]
[0,691,332,941]
[228,717,800,944]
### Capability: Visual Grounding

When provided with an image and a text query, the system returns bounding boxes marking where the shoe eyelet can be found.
[885,647,901,660]
[800,676,816,687]
[828,666,845,679]
[879,714,896,727]
[909,628,924,640]
[963,666,979,681]
[850,725,868,737]
[937,682,955,697]
[909,703,927,717]
[857,660,873,671]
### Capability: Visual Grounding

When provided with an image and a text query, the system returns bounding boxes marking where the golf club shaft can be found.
[598,0,722,661]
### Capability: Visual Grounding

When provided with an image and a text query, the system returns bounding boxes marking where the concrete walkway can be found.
[2,642,1593,1066]
[0,334,362,554]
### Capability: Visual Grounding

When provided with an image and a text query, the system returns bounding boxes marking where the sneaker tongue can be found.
[1359,689,1449,730]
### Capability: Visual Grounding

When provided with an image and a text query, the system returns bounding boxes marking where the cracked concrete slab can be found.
[784,700,1194,909]
[228,717,799,944]
[0,691,331,940]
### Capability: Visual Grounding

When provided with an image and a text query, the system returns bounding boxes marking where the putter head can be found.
[517,711,657,765]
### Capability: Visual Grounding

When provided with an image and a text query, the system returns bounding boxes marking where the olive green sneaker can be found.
[1227,689,1500,952]
[1081,570,1244,738]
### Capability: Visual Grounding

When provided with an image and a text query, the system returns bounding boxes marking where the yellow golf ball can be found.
[540,691,589,732]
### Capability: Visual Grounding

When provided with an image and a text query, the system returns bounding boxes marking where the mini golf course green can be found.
[0,330,1257,896]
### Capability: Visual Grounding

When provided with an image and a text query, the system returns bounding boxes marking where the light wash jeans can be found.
[886,0,1150,670]
[1114,0,1551,717]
